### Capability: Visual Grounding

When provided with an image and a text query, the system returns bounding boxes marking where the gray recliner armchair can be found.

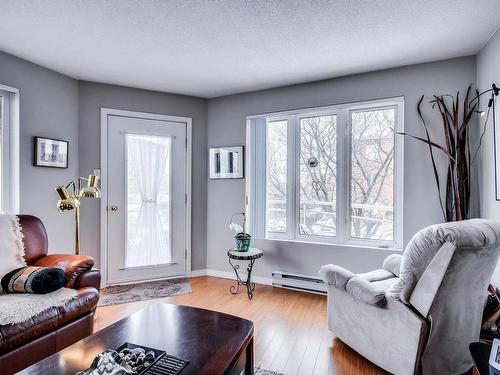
[319,219,500,375]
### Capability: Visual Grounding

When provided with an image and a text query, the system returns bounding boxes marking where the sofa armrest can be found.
[346,276,387,306]
[74,268,101,290]
[319,264,355,290]
[32,254,94,288]
[382,254,403,277]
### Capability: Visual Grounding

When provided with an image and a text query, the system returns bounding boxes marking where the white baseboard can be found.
[189,269,207,277]
[189,268,272,286]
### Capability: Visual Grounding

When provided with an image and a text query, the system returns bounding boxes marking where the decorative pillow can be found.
[1,266,65,294]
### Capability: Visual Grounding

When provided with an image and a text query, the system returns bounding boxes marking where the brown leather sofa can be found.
[0,215,100,374]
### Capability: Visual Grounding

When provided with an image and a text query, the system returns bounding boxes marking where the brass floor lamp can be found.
[56,175,101,255]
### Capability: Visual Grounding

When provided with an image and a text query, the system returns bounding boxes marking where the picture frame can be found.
[209,146,244,179]
[34,137,69,168]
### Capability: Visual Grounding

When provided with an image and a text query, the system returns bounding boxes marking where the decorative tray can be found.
[115,343,166,375]
[76,342,189,375]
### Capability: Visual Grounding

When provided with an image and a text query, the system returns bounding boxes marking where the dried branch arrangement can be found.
[399,85,480,222]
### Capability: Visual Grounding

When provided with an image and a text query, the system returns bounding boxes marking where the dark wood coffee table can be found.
[19,304,254,375]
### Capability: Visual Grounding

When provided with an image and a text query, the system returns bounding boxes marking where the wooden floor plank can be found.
[95,276,388,374]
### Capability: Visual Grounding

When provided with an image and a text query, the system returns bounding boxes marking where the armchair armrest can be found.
[32,254,94,288]
[382,254,403,277]
[346,276,387,306]
[319,264,355,290]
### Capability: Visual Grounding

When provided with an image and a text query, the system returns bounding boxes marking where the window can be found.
[299,114,337,237]
[247,98,403,248]
[0,86,19,213]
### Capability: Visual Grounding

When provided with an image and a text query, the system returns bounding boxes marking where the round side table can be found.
[227,248,263,300]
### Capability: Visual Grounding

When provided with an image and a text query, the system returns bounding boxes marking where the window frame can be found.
[294,110,340,244]
[0,85,20,214]
[246,97,404,250]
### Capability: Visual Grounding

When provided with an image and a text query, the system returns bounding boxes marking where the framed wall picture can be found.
[34,137,69,168]
[209,146,244,179]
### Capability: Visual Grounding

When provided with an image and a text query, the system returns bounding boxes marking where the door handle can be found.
[110,205,118,212]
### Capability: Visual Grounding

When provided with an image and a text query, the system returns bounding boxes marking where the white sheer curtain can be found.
[126,134,171,267]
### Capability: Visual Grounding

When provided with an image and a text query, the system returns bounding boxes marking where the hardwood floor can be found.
[95,276,388,375]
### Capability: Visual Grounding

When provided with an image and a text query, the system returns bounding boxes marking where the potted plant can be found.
[398,85,484,222]
[229,212,251,252]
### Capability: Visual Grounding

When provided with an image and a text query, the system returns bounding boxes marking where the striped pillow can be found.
[1,266,65,294]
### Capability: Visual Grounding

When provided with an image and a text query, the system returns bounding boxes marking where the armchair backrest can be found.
[390,219,500,304]
[18,215,48,264]
[390,219,500,374]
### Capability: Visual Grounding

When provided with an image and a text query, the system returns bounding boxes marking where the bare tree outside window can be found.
[350,109,395,240]
[266,120,287,233]
[260,102,399,244]
[299,115,337,236]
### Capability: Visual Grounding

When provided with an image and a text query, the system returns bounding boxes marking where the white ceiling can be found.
[0,0,499,98]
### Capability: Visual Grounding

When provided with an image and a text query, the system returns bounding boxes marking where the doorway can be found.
[101,109,191,285]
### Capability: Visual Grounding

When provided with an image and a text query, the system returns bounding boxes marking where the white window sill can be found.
[255,236,403,252]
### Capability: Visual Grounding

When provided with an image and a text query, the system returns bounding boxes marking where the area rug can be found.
[98,278,192,307]
[254,367,284,375]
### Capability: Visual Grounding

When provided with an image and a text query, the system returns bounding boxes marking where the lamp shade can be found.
[56,186,79,211]
[79,175,101,199]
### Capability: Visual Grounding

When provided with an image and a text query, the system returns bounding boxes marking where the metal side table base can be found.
[227,248,263,300]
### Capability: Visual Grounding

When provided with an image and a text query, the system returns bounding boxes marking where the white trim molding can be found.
[189,269,273,286]
[246,96,404,250]
[0,86,20,214]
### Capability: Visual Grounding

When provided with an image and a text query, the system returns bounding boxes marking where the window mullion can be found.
[336,109,350,244]
[288,115,298,240]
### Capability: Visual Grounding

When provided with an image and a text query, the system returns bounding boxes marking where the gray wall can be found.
[206,56,477,278]
[78,81,208,270]
[0,49,483,280]
[0,51,79,252]
[477,27,500,285]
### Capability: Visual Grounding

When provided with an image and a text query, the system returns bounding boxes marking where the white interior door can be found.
[103,110,190,284]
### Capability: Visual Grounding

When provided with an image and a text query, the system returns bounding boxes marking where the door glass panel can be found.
[266,120,288,233]
[126,134,172,267]
[350,108,395,241]
[299,115,337,236]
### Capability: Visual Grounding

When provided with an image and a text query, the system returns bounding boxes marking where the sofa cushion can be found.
[18,215,48,265]
[0,287,99,354]
[382,254,402,277]
[371,277,397,293]
[357,269,395,282]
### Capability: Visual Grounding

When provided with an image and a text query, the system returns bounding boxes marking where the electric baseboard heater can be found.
[271,271,326,295]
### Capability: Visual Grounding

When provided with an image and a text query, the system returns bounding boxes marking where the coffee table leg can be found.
[245,337,254,375]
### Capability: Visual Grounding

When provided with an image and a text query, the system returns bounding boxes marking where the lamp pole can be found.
[74,204,80,255]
